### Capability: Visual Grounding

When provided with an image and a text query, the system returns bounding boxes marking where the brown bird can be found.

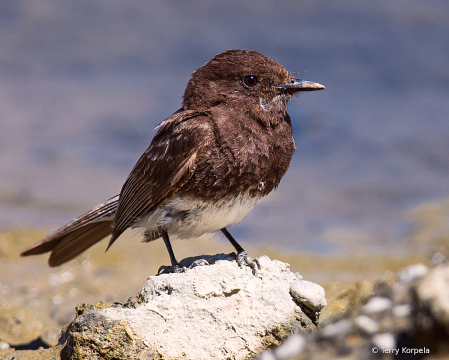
[21,49,325,271]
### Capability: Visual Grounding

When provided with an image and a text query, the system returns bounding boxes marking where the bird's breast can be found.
[177,107,295,201]
[135,193,261,240]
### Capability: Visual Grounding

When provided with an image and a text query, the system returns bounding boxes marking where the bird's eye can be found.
[243,75,258,87]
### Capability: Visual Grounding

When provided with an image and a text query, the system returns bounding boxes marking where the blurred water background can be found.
[1,0,449,256]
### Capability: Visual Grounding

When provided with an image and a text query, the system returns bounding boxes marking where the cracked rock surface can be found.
[60,254,325,360]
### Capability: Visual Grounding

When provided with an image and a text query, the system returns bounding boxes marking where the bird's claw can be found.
[157,264,186,275]
[236,251,260,275]
[157,259,210,275]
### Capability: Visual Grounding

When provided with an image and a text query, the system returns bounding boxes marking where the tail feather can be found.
[48,220,114,266]
[20,195,119,267]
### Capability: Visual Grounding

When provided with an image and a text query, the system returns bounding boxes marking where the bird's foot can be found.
[157,259,210,275]
[236,251,260,275]
[157,264,186,275]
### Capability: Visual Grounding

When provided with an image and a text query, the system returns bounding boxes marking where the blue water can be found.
[1,0,449,255]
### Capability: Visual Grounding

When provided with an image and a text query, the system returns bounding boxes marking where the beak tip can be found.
[278,79,326,92]
[300,80,326,91]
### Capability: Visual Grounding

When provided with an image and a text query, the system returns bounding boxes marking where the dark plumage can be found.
[21,50,325,268]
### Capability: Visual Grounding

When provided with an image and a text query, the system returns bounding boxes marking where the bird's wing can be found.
[108,110,212,248]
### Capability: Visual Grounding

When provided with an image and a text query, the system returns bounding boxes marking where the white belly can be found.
[135,194,261,239]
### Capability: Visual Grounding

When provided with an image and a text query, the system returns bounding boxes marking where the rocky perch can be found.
[58,254,326,360]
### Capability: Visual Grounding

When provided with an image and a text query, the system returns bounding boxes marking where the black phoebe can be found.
[21,50,325,271]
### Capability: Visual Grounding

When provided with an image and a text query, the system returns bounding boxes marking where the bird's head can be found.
[182,49,325,125]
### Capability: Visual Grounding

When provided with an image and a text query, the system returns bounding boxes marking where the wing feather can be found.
[107,110,212,248]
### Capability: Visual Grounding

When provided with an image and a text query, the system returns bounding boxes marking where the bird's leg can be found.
[157,230,210,273]
[157,230,184,274]
[221,227,244,253]
[162,230,178,266]
[220,227,260,274]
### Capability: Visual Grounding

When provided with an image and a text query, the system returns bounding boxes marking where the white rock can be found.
[417,262,449,323]
[354,315,379,334]
[372,332,396,350]
[257,350,277,360]
[397,263,428,283]
[273,333,306,359]
[393,304,411,317]
[320,319,352,338]
[361,297,392,314]
[290,280,327,311]
[64,254,320,360]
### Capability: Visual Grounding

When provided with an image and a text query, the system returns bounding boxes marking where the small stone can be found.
[273,334,306,359]
[256,350,276,360]
[290,280,327,311]
[372,332,396,350]
[354,315,379,334]
[416,263,449,323]
[393,304,411,318]
[397,264,428,283]
[361,297,392,314]
[320,319,352,338]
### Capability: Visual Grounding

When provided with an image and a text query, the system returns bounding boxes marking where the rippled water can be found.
[1,0,449,255]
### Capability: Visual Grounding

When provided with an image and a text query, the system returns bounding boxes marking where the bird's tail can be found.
[20,195,119,267]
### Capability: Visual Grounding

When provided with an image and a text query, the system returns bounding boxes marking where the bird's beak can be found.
[277,79,326,93]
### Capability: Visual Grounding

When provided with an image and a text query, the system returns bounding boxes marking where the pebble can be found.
[393,304,411,318]
[354,315,379,334]
[361,297,392,314]
[372,332,396,350]
[320,319,352,338]
[290,280,327,311]
[397,264,428,283]
[273,334,306,359]
[257,350,277,360]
